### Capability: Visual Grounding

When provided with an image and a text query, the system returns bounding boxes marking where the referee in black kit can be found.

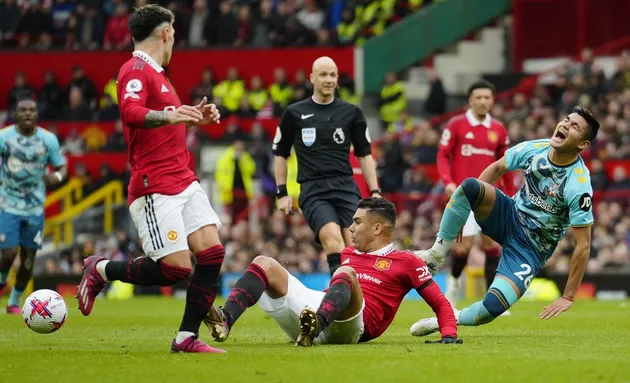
[272,56,380,275]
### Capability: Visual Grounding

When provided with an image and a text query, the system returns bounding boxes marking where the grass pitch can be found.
[1,297,628,383]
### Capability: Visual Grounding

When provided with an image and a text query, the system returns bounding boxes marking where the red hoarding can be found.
[0,47,354,109]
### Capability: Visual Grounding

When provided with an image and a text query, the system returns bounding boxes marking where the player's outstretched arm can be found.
[478,156,510,185]
[540,225,591,319]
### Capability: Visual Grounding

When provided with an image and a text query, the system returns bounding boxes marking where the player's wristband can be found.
[370,188,382,195]
[276,185,288,198]
[562,296,574,302]
[54,171,63,183]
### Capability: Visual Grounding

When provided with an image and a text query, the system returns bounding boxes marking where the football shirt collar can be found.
[133,50,164,73]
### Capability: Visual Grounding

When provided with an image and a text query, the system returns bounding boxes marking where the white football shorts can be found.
[462,211,482,237]
[129,181,221,260]
[258,270,364,345]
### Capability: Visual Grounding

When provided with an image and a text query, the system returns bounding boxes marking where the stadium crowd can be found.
[30,50,630,278]
[0,0,434,51]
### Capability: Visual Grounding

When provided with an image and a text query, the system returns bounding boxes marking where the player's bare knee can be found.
[161,251,192,270]
[188,224,221,254]
[253,255,287,298]
[321,236,345,254]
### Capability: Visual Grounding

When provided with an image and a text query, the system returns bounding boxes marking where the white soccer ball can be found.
[21,289,68,334]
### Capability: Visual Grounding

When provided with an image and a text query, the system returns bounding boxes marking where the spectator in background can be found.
[213,67,245,112]
[234,5,252,47]
[67,65,97,109]
[63,128,86,155]
[73,4,105,50]
[8,72,35,113]
[336,8,359,45]
[103,2,131,50]
[215,137,256,223]
[424,68,446,116]
[191,68,216,102]
[590,159,609,191]
[100,71,118,108]
[248,76,269,112]
[103,120,127,152]
[63,86,92,121]
[251,0,274,47]
[379,72,407,130]
[188,0,211,48]
[297,0,324,32]
[269,67,294,109]
[96,94,120,121]
[0,0,21,47]
[93,163,117,190]
[377,130,409,192]
[38,71,63,120]
[213,0,237,46]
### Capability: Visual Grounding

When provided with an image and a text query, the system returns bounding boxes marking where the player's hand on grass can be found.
[168,105,204,125]
[194,96,221,125]
[425,336,463,344]
[540,296,573,319]
[277,196,293,215]
[445,183,457,197]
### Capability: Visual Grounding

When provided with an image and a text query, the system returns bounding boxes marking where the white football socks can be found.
[431,236,453,258]
[176,331,196,344]
[96,260,110,282]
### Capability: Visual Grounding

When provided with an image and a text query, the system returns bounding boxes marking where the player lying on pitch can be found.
[204,198,462,346]
[411,106,599,336]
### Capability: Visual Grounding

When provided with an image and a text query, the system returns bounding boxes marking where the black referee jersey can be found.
[272,97,372,183]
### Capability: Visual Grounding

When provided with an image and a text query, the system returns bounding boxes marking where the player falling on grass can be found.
[410,106,599,337]
[437,80,515,310]
[0,98,66,314]
[204,198,462,346]
[75,4,226,354]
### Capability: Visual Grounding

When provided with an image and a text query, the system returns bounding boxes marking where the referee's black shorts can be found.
[298,175,361,243]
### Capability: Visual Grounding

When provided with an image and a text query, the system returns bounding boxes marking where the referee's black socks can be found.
[327,253,342,276]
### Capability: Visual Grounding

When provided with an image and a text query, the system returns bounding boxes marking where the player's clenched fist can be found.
[277,196,293,215]
[168,105,204,124]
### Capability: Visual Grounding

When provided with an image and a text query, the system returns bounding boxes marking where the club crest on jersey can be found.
[301,128,316,147]
[374,258,392,271]
[333,128,345,144]
[488,131,498,143]
[166,229,179,243]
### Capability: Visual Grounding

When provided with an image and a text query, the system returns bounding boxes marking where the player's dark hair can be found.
[357,198,397,228]
[467,80,495,97]
[128,4,174,43]
[573,105,599,142]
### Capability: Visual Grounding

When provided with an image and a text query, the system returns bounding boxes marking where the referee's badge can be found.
[302,128,316,147]
[333,128,345,144]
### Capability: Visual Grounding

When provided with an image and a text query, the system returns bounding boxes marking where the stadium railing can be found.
[44,180,124,247]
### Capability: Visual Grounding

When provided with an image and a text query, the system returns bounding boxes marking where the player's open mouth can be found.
[554,129,567,140]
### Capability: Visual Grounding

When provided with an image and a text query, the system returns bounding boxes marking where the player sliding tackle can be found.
[411,106,599,336]
[204,198,462,346]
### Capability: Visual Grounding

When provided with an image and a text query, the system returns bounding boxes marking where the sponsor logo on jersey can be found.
[416,265,431,283]
[526,189,558,214]
[461,144,495,157]
[488,131,498,143]
[301,128,316,147]
[374,258,392,271]
[161,84,169,93]
[357,273,382,285]
[465,132,475,139]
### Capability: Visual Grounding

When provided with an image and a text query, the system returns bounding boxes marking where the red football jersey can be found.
[116,50,197,204]
[341,244,456,341]
[437,110,514,195]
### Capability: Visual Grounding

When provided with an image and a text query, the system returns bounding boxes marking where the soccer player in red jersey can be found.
[436,80,515,310]
[204,198,461,346]
[76,5,226,354]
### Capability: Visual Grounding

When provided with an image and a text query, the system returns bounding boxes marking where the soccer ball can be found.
[21,289,68,334]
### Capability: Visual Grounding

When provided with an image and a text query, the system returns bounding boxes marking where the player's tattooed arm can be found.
[144,110,170,128]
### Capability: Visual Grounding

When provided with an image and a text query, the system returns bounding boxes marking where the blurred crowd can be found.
[0,0,433,51]
[4,64,358,123]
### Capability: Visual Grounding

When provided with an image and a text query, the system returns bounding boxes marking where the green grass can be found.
[1,297,628,383]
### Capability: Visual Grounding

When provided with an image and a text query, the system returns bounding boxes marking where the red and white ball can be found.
[21,289,68,334]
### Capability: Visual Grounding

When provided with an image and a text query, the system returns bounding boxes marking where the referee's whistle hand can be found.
[277,196,293,215]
